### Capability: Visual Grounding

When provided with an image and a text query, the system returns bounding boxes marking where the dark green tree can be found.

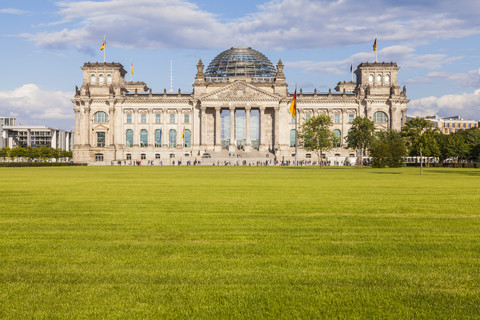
[446,133,469,163]
[345,116,376,168]
[298,114,336,168]
[369,130,406,168]
[402,118,437,175]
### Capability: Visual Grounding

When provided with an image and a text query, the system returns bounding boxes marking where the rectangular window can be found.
[155,154,160,159]
[349,114,354,123]
[97,132,105,147]
[95,154,104,161]
[170,114,175,123]
[184,114,190,123]
[141,114,147,123]
[126,154,131,160]
[334,114,340,123]
[156,114,161,123]
[126,114,132,123]
[141,154,146,160]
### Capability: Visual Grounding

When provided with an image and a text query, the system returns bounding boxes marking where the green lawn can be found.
[0,167,479,319]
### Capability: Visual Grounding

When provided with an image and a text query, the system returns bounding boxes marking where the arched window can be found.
[184,129,191,147]
[169,129,177,147]
[99,74,104,84]
[384,74,390,83]
[126,129,133,147]
[373,111,388,123]
[91,74,96,83]
[290,129,296,147]
[155,129,162,147]
[368,74,373,82]
[107,74,112,84]
[376,74,382,83]
[140,129,148,147]
[333,129,341,147]
[93,111,109,123]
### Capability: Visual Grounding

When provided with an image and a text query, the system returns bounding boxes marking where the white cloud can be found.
[408,89,480,120]
[0,84,73,124]
[19,0,480,51]
[0,8,30,15]
[287,45,463,75]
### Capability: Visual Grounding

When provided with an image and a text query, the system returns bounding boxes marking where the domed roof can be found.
[205,47,276,79]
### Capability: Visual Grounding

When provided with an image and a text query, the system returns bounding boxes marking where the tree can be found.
[39,146,53,161]
[446,133,469,163]
[345,116,375,168]
[402,118,437,175]
[0,147,9,161]
[369,130,406,168]
[422,130,441,167]
[298,114,336,168]
[9,146,26,161]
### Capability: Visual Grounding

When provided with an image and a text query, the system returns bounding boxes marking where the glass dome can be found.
[205,47,276,80]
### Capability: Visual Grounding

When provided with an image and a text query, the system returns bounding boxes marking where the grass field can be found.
[0,166,479,319]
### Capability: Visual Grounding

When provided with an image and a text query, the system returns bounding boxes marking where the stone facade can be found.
[73,49,408,165]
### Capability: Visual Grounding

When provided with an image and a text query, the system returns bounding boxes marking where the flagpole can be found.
[294,84,298,167]
[375,35,378,63]
[103,35,106,63]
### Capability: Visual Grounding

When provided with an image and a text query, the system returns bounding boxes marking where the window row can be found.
[124,129,191,148]
[368,73,391,84]
[126,113,190,124]
[91,73,112,84]
[291,113,356,123]
[289,129,343,148]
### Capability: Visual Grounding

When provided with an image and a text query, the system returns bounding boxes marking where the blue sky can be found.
[1,0,480,130]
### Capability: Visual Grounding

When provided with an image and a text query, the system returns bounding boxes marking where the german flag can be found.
[100,40,105,51]
[289,89,297,119]
[373,38,377,52]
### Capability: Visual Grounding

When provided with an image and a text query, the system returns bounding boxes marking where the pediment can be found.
[200,81,280,102]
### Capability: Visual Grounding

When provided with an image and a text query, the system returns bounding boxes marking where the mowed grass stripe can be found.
[0,167,479,319]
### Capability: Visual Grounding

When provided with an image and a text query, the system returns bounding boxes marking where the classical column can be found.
[200,106,207,147]
[274,106,280,149]
[109,106,115,147]
[215,107,221,150]
[74,106,80,147]
[148,109,154,147]
[259,106,266,151]
[229,106,235,148]
[84,105,91,147]
[162,110,168,148]
[133,109,139,147]
[245,106,251,148]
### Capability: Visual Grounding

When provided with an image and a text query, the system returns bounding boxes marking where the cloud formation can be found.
[20,0,480,51]
[0,84,72,125]
[286,45,463,75]
[0,8,30,15]
[408,89,480,120]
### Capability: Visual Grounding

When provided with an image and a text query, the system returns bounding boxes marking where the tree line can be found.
[0,146,73,162]
[299,115,480,173]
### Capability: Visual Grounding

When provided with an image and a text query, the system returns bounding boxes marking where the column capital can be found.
[274,106,280,112]
[259,106,266,112]
[245,106,252,111]
[229,106,235,111]
[215,106,221,112]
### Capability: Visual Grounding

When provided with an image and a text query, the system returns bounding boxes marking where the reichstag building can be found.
[73,47,408,165]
